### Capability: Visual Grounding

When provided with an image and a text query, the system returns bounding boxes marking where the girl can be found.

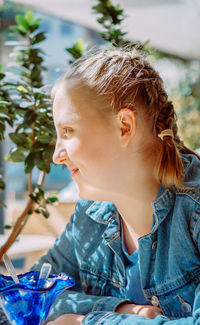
[33,46,200,324]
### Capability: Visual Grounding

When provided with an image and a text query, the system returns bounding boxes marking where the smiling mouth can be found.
[71,168,79,177]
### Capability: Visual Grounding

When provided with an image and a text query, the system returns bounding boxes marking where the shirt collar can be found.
[151,186,175,233]
[86,200,118,224]
[85,187,175,231]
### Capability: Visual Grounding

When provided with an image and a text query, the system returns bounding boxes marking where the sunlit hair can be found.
[53,46,199,190]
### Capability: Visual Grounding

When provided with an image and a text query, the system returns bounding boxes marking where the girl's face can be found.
[53,83,123,201]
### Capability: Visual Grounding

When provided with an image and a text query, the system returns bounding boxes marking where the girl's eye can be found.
[63,128,73,137]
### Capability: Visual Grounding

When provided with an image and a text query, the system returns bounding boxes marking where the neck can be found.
[114,179,158,235]
[111,177,159,255]
[109,150,160,238]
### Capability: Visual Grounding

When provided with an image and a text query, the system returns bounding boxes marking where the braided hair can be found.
[61,46,199,190]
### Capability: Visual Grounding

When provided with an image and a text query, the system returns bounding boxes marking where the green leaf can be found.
[24,110,37,125]
[66,39,84,60]
[34,209,41,214]
[25,11,34,25]
[0,121,5,140]
[29,193,38,203]
[0,101,9,107]
[37,135,52,144]
[25,153,35,173]
[42,147,54,165]
[29,23,41,33]
[74,39,84,53]
[36,185,45,197]
[9,133,28,146]
[0,107,9,115]
[4,224,12,229]
[0,73,5,81]
[36,159,50,173]
[16,15,29,31]
[17,86,28,93]
[10,25,23,34]
[0,116,10,124]
[0,180,5,190]
[34,18,42,25]
[32,32,46,45]
[0,200,6,208]
[4,148,25,162]
[41,209,50,218]
[47,197,58,203]
[19,101,34,108]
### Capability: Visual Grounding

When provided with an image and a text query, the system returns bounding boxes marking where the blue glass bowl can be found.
[0,271,75,325]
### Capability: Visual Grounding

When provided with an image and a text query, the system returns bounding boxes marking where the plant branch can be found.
[0,198,34,263]
[0,171,46,263]
[38,170,45,186]
[28,172,32,193]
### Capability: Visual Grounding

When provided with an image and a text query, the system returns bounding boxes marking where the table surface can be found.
[0,234,55,255]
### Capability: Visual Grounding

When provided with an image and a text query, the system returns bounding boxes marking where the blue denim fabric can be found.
[32,154,200,324]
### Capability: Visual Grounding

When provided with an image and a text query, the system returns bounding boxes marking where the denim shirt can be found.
[32,154,200,324]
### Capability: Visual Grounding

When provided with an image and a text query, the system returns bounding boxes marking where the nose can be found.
[53,146,68,165]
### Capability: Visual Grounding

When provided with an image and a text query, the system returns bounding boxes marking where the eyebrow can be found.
[57,119,80,127]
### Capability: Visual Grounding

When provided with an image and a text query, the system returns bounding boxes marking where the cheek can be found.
[68,133,120,177]
[82,138,120,173]
[66,138,95,170]
[66,138,82,160]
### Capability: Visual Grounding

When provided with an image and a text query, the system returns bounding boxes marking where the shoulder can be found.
[70,199,95,228]
[173,153,200,206]
[155,154,200,231]
[74,198,95,215]
[73,198,117,225]
[69,199,116,249]
[182,153,200,191]
[172,154,200,242]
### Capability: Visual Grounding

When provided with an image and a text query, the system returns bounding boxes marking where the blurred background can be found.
[0,0,200,273]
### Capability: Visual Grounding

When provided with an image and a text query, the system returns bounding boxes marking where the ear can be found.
[116,108,137,147]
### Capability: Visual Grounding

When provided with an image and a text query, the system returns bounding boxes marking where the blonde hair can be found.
[58,46,199,190]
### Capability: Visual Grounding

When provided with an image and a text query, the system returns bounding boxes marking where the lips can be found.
[71,168,79,177]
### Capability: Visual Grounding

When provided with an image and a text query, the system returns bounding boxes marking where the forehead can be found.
[53,85,81,125]
[53,82,110,126]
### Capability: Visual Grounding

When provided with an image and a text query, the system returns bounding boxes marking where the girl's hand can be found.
[116,303,163,319]
[47,314,84,325]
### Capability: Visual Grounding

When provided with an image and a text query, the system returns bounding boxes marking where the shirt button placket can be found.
[181,302,192,313]
[176,295,192,313]
[152,241,157,250]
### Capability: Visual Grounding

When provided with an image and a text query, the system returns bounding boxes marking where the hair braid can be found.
[141,67,200,189]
